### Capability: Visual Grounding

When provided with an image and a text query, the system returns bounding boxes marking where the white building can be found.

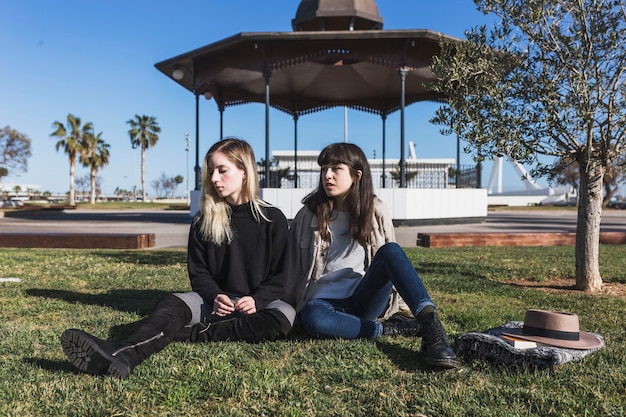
[0,182,41,199]
[240,149,488,224]
[270,150,457,190]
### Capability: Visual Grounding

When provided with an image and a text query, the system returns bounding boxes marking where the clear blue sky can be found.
[2,0,536,196]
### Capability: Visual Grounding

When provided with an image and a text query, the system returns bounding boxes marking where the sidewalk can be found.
[1,208,625,249]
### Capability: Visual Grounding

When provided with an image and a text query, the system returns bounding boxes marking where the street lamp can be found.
[185,132,190,205]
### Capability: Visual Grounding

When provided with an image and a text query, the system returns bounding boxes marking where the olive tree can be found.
[430,0,626,291]
[0,126,32,178]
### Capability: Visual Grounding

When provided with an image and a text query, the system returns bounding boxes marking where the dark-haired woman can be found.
[287,142,457,369]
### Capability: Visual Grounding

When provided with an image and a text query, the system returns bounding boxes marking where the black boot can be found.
[188,309,292,343]
[382,313,422,336]
[60,329,130,376]
[61,294,191,378]
[172,310,243,342]
[416,309,458,369]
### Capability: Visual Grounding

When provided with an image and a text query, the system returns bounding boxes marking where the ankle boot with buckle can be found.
[416,309,458,369]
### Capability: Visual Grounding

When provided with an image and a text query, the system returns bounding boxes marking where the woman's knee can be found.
[299,300,334,336]
[299,300,322,326]
[378,242,402,258]
[258,309,293,339]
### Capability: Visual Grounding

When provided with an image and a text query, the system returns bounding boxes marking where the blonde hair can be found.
[197,138,270,245]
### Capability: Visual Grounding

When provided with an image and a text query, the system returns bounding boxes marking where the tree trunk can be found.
[141,146,146,201]
[575,158,604,291]
[90,169,96,204]
[69,155,76,207]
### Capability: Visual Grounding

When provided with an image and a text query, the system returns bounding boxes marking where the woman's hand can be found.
[234,296,257,315]
[213,294,235,316]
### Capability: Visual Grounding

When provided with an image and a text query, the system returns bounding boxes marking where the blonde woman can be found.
[61,138,294,378]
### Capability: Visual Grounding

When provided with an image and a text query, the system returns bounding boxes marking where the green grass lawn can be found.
[1,246,624,416]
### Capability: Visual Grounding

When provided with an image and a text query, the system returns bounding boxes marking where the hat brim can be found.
[502,328,603,350]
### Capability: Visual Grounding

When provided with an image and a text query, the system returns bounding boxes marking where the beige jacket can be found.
[286,198,407,319]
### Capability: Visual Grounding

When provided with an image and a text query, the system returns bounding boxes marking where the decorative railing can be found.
[259,163,480,189]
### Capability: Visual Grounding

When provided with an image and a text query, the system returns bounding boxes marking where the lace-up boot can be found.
[382,313,422,336]
[416,309,458,369]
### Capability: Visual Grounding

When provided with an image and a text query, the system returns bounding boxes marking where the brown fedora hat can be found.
[502,309,602,349]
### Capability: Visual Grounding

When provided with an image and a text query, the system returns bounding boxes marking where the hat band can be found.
[523,325,580,341]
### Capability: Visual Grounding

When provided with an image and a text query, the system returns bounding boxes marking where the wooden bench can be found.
[416,232,626,248]
[0,233,156,249]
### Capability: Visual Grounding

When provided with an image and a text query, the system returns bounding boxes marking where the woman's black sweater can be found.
[187,203,289,311]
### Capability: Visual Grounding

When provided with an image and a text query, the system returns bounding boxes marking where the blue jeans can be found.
[299,242,435,339]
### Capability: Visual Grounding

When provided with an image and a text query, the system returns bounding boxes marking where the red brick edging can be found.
[416,232,626,247]
[0,233,155,249]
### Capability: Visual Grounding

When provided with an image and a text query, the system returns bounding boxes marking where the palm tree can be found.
[126,115,161,201]
[80,131,110,204]
[50,114,93,206]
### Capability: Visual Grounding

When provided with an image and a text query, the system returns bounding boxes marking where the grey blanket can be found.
[455,321,605,371]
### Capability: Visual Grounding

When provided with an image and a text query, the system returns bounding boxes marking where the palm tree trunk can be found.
[90,169,96,204]
[69,155,76,206]
[575,157,604,291]
[141,146,147,201]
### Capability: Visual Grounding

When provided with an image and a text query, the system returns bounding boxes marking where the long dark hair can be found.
[302,143,375,245]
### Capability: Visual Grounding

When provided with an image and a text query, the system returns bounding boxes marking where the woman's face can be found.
[208,151,247,205]
[321,163,361,209]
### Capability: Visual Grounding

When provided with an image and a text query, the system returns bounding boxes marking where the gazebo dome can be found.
[292,0,384,31]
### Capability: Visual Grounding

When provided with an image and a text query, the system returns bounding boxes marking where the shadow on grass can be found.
[25,288,168,316]
[90,250,186,266]
[415,261,515,294]
[24,357,80,377]
[287,325,446,373]
[375,340,448,373]
[26,288,169,342]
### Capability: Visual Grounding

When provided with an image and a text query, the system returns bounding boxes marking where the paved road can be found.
[1,209,625,249]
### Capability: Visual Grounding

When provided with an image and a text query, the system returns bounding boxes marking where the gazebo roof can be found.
[292,0,384,31]
[154,0,466,188]
[154,29,460,116]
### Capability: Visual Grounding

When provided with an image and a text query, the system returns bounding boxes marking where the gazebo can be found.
[155,0,461,189]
